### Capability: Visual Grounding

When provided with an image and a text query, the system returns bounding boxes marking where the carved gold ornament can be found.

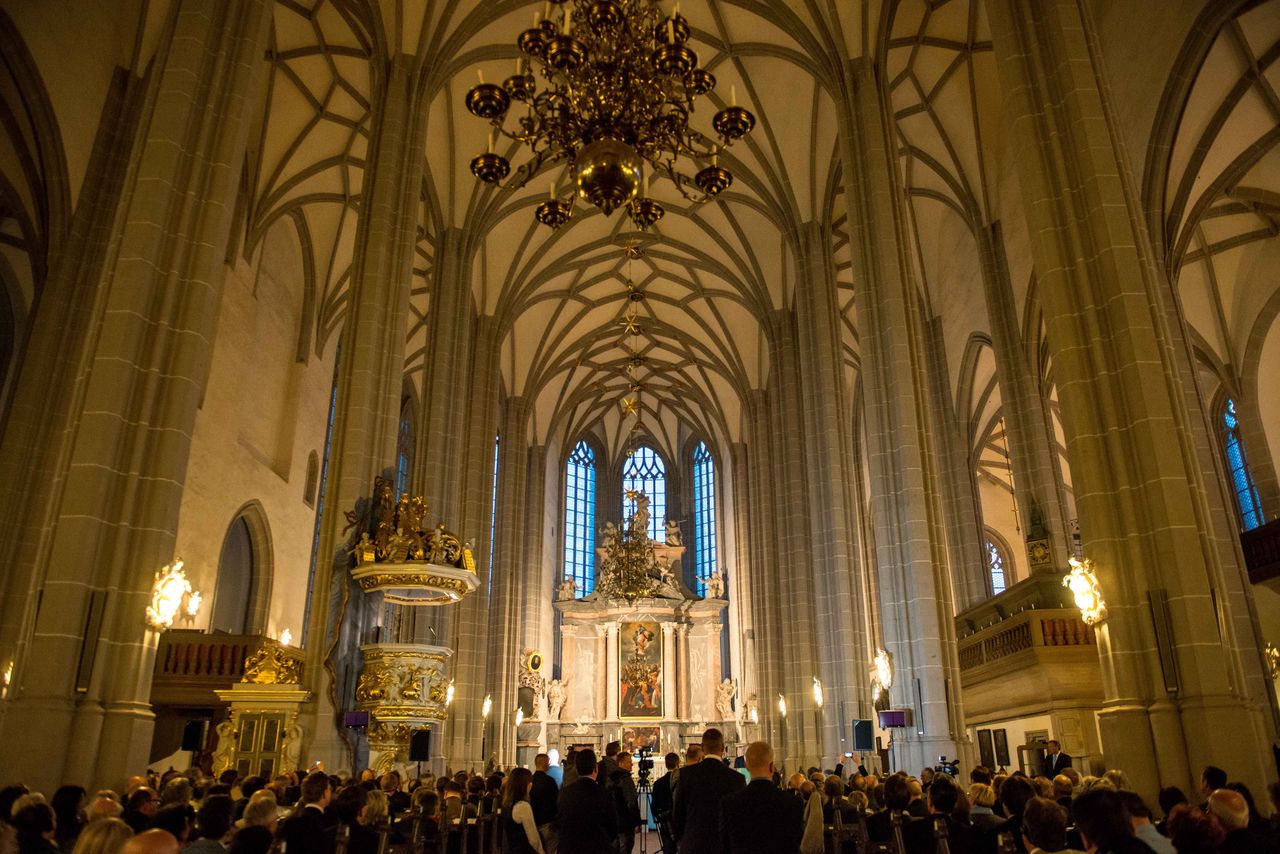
[242,642,302,685]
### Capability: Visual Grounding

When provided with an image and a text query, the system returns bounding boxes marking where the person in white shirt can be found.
[500,767,545,854]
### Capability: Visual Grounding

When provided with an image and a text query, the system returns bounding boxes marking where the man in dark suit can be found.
[650,752,681,853]
[672,727,746,854]
[1039,740,1072,778]
[557,749,618,854]
[279,770,338,854]
[531,752,560,849]
[719,741,803,854]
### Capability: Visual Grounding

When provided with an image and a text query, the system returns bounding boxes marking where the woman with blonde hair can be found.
[362,790,389,829]
[69,818,131,854]
[968,783,996,815]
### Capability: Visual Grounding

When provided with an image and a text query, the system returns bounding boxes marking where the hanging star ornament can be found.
[619,314,643,335]
[621,397,639,416]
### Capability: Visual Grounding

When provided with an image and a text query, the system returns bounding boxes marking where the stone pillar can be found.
[975,223,1072,572]
[596,625,609,720]
[794,222,875,760]
[677,624,690,720]
[836,58,964,773]
[661,622,677,720]
[986,0,1275,796]
[605,622,619,720]
[299,53,430,766]
[0,0,272,791]
[487,395,532,764]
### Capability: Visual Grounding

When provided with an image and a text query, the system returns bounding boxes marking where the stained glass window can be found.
[564,440,597,595]
[1223,398,1264,530]
[395,403,413,498]
[622,445,666,542]
[693,441,717,595]
[986,539,1008,596]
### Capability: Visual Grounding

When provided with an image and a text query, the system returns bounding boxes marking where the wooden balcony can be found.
[1242,517,1280,585]
[955,575,1103,724]
[151,630,263,707]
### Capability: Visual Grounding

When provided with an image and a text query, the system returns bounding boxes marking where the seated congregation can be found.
[2,727,1278,854]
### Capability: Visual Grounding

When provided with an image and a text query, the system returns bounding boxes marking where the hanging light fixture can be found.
[146,559,202,630]
[465,0,756,228]
[1064,557,1108,625]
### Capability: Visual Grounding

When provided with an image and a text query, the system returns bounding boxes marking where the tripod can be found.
[637,780,653,854]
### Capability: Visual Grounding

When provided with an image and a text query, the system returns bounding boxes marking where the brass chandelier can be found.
[466,0,756,229]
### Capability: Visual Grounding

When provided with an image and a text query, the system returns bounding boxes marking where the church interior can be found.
[3,0,1280,819]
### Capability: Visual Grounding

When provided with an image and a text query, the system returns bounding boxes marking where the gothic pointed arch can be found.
[210,501,274,636]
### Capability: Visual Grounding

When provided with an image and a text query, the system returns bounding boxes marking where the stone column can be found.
[986,0,1275,796]
[836,58,964,772]
[596,625,609,720]
[0,0,272,791]
[975,223,1072,571]
[606,622,619,720]
[794,222,874,759]
[677,624,690,720]
[299,52,431,766]
[487,395,532,764]
[661,622,677,720]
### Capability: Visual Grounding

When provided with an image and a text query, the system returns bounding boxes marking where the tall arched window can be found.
[564,440,597,595]
[692,441,717,595]
[622,444,666,542]
[212,516,254,633]
[395,401,413,497]
[985,538,1008,596]
[1222,398,1264,530]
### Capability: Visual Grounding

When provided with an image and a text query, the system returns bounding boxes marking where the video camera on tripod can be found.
[934,755,959,777]
[636,744,655,787]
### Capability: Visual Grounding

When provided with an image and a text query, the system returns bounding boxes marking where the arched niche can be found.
[209,501,274,636]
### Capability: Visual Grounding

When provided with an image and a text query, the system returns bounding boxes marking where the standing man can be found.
[610,751,641,854]
[557,749,618,854]
[1039,740,1072,778]
[672,728,746,854]
[278,771,337,854]
[650,753,681,853]
[532,753,560,853]
[719,741,803,854]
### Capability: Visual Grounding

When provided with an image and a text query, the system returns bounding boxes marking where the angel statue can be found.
[705,568,726,598]
[664,518,683,546]
[547,678,568,721]
[715,677,737,720]
[556,578,578,601]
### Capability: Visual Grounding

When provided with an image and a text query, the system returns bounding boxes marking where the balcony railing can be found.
[151,630,263,707]
[1242,517,1280,585]
[957,608,1095,672]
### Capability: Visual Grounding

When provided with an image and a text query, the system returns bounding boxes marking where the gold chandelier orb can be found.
[465,0,756,224]
[575,137,642,215]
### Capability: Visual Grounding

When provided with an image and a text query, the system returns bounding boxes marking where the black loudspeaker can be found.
[852,719,874,752]
[181,720,206,751]
[409,729,431,762]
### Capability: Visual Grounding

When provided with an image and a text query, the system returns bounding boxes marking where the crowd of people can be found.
[2,727,1279,854]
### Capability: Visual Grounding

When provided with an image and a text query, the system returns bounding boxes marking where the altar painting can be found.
[620,620,662,718]
[622,726,661,754]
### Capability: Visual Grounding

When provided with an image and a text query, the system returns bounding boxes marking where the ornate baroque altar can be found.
[543,493,735,755]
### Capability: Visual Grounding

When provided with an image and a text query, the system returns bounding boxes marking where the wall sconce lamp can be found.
[1064,557,1108,625]
[812,676,824,708]
[146,559,202,630]
[871,647,893,702]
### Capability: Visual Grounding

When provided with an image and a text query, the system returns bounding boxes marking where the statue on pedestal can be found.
[547,679,568,721]
[705,568,726,599]
[281,722,303,773]
[715,678,737,720]
[664,518,683,546]
[212,720,236,776]
[557,578,578,601]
